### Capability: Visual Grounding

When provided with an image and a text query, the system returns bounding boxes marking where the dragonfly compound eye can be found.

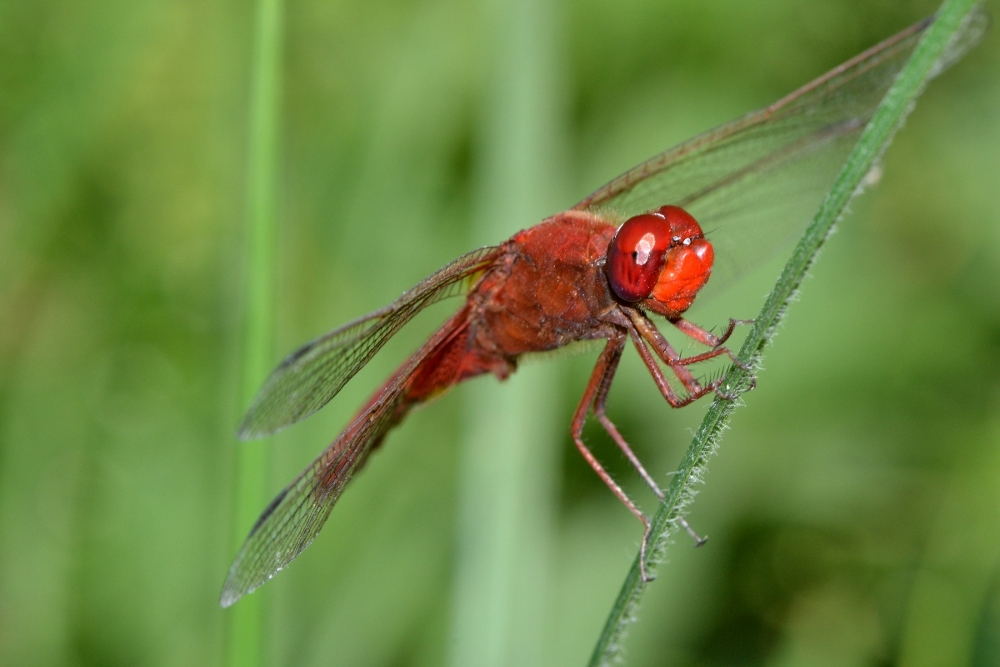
[606,205,714,314]
[606,213,673,302]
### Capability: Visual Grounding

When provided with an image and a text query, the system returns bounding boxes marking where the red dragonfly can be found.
[220,16,972,606]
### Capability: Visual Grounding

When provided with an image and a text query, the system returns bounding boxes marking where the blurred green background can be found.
[1,1,999,666]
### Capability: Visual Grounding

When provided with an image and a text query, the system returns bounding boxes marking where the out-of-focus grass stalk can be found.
[226,1,282,666]
[448,0,565,666]
[587,1,982,665]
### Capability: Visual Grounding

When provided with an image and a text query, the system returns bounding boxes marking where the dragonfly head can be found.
[606,205,714,316]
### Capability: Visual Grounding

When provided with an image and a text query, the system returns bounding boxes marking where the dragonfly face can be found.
[606,205,714,317]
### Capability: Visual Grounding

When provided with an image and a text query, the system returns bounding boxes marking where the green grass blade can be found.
[226,0,283,666]
[587,1,984,665]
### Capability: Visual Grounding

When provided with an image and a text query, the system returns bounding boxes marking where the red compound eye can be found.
[655,205,702,241]
[606,206,712,313]
[606,212,672,302]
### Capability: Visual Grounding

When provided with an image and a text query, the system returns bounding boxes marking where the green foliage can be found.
[0,1,997,666]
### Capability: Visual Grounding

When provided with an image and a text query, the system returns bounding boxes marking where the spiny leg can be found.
[591,337,661,495]
[671,316,754,371]
[630,310,749,401]
[628,310,728,399]
[572,333,656,582]
[592,334,708,547]
[673,316,748,347]
[627,324,719,408]
[630,311,699,385]
[670,316,757,397]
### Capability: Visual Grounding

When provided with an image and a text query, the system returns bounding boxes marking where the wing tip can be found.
[219,586,241,608]
[218,573,267,608]
[236,413,297,441]
[219,564,286,608]
[236,420,263,441]
[219,564,253,608]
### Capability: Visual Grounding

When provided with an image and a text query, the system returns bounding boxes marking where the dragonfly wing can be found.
[220,315,456,606]
[238,245,503,439]
[575,11,987,293]
[221,394,397,607]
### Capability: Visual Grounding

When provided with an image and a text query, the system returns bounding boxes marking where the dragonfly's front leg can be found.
[671,316,754,370]
[625,309,730,402]
[629,310,752,401]
[627,323,719,407]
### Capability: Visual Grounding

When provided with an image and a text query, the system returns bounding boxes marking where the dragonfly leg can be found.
[592,344,663,500]
[671,317,754,371]
[627,319,720,407]
[671,347,732,367]
[628,309,735,392]
[676,515,708,547]
[592,347,708,549]
[712,375,757,401]
[572,333,656,582]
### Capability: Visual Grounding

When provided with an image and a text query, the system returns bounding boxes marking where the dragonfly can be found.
[220,13,986,606]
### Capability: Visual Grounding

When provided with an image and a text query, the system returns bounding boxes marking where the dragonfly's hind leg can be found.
[591,334,661,496]
[572,332,658,582]
[591,340,708,548]
[675,516,708,546]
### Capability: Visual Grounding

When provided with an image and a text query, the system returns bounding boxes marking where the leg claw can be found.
[677,515,708,546]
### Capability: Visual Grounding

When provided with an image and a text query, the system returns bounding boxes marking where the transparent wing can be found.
[238,245,503,439]
[220,315,463,606]
[575,11,987,292]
